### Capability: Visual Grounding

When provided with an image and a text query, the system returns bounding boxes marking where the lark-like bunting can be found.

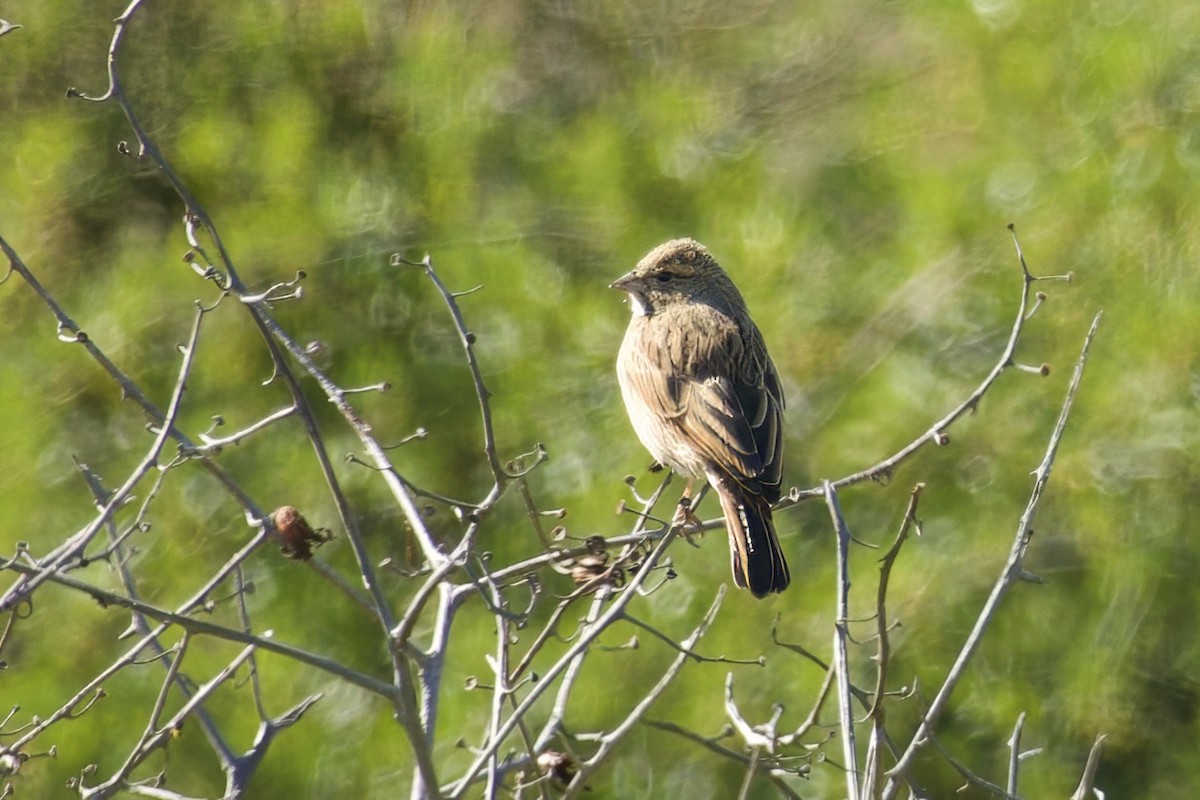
[612,238,789,597]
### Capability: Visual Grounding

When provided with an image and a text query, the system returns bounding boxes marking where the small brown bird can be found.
[612,238,789,597]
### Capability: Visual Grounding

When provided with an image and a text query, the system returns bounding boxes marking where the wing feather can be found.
[665,306,785,502]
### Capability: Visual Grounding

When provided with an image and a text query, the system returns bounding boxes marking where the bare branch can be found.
[0,304,207,611]
[0,558,396,700]
[864,484,924,797]
[397,253,507,484]
[561,587,725,798]
[882,311,1103,799]
[1069,734,1108,800]
[823,482,860,799]
[782,224,1061,505]
[446,526,683,797]
[1006,711,1027,796]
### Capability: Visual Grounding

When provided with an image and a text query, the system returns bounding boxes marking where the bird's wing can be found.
[676,322,784,501]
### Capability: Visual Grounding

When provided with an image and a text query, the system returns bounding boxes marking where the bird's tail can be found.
[712,474,790,598]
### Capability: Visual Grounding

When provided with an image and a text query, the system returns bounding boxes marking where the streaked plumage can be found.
[612,238,789,597]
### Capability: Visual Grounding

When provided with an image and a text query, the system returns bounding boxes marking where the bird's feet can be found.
[673,496,703,545]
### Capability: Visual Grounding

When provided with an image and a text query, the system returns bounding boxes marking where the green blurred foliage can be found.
[1,0,1198,797]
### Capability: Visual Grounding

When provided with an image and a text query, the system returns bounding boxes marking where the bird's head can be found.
[610,238,742,317]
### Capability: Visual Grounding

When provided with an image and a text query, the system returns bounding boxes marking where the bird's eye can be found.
[655,272,674,283]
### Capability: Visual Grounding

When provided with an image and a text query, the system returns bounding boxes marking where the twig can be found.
[723,673,781,753]
[882,311,1103,799]
[644,720,805,798]
[195,405,298,451]
[446,526,683,797]
[1069,734,1107,800]
[540,592,610,753]
[0,234,262,521]
[79,646,258,798]
[863,484,924,796]
[622,613,761,666]
[0,559,396,700]
[781,224,1063,505]
[823,481,860,799]
[485,583,513,799]
[0,303,206,611]
[560,587,725,799]
[1006,711,1026,795]
[401,254,506,484]
[923,726,1019,799]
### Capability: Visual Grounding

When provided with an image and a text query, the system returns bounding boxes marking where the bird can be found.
[611,238,789,597]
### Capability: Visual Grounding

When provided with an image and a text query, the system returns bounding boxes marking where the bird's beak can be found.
[609,273,635,291]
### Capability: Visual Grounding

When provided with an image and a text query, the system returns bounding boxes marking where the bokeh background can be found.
[1,1,1198,797]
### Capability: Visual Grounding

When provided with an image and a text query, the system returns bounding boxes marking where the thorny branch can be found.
[882,311,1103,800]
[780,224,1069,506]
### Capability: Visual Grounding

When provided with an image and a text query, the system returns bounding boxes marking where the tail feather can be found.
[712,475,790,597]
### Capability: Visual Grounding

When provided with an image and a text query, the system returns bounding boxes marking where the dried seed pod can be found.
[272,505,333,561]
[536,750,577,788]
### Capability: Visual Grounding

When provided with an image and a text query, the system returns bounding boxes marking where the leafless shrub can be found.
[0,4,1106,799]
